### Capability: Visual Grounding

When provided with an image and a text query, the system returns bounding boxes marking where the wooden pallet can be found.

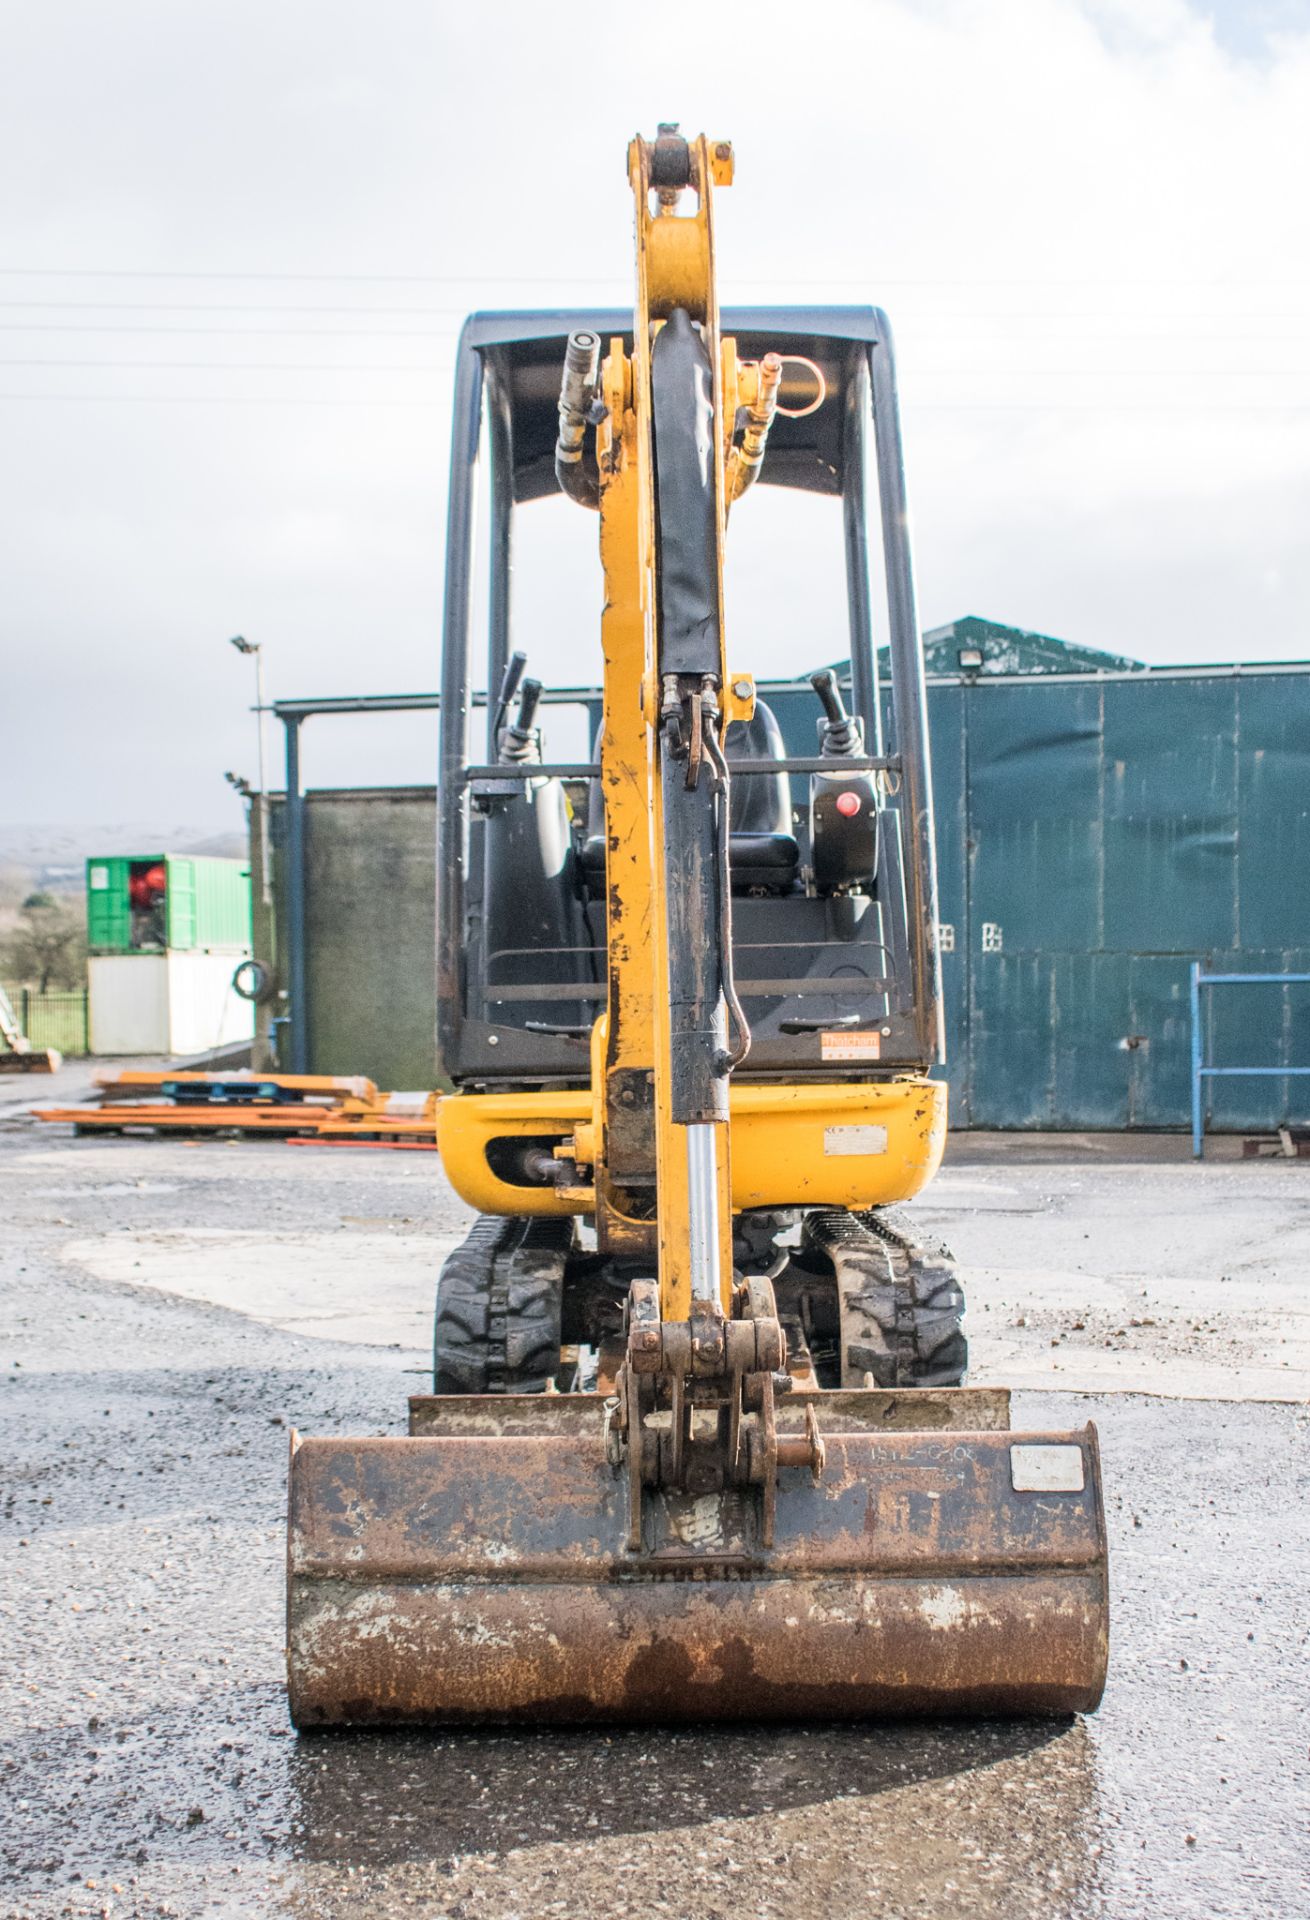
[35,1075,439,1148]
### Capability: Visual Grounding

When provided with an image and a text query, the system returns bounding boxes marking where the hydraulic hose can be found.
[727,352,782,502]
[555,330,602,510]
[704,722,752,1071]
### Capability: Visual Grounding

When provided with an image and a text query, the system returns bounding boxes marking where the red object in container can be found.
[129,863,168,909]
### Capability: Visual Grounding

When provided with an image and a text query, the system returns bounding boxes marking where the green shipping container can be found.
[86,854,252,955]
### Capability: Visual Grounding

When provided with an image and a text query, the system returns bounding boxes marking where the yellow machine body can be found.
[436,1079,947,1219]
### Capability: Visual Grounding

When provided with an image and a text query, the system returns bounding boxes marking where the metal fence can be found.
[2,985,89,1057]
[1189,965,1310,1156]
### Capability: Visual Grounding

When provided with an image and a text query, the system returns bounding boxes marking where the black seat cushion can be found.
[583,698,798,893]
[726,830,801,890]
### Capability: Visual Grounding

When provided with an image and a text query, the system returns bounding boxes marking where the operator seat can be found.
[581,698,798,893]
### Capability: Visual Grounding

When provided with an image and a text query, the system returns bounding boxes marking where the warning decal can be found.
[819,1030,881,1062]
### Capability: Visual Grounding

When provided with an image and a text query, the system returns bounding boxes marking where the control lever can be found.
[810,669,863,758]
[474,669,546,807]
[502,677,543,762]
[492,650,529,743]
[514,677,542,732]
[808,671,877,892]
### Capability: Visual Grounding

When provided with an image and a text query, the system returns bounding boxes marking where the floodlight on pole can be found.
[226,635,272,906]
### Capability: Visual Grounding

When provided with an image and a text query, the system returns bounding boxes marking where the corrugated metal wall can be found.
[775,665,1310,1130]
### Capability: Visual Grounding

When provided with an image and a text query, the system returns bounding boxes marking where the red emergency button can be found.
[835,790,861,818]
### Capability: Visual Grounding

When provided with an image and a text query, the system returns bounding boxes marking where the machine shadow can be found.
[286,1716,1079,1867]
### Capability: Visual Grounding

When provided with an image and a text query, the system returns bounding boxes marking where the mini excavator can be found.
[286,128,1109,1725]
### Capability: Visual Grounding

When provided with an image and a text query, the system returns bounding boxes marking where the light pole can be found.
[228,636,272,907]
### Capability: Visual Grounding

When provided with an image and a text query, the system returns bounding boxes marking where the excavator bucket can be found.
[287,1392,1107,1726]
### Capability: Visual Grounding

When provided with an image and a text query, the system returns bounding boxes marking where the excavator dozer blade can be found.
[286,1413,1108,1727]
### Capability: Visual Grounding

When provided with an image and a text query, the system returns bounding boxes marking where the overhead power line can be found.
[0,391,454,407]
[0,392,1304,413]
[1,267,1309,288]
[0,357,1303,377]
[0,324,462,338]
[0,357,453,371]
[0,267,623,284]
[2,322,1309,359]
[0,300,472,316]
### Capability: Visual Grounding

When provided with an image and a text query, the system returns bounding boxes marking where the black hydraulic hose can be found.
[704,723,751,1071]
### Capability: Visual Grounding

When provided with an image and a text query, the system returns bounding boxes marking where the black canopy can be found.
[460,307,887,502]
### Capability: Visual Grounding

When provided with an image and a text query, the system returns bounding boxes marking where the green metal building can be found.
[777,621,1310,1130]
[85,853,254,1056]
[87,853,252,954]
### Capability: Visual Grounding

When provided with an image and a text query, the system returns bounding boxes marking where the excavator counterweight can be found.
[286,126,1109,1728]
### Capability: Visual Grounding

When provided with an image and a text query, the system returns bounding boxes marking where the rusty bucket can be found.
[286,1392,1108,1726]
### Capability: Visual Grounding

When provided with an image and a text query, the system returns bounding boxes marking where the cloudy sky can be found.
[3,0,1308,829]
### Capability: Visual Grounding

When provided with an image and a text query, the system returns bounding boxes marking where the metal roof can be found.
[918,615,1145,678]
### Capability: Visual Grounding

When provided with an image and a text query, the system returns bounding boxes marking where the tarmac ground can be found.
[0,1106,1307,1919]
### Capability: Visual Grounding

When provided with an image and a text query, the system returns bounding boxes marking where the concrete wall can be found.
[251,788,437,1090]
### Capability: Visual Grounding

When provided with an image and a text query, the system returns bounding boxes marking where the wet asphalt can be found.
[0,1125,1307,1920]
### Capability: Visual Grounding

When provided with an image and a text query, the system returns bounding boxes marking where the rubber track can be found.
[803,1206,967,1389]
[433,1215,572,1394]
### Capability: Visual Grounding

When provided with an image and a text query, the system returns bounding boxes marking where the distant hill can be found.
[0,823,248,892]
[172,831,248,859]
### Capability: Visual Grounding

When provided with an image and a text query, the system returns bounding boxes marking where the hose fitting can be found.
[728,352,782,502]
[556,330,602,510]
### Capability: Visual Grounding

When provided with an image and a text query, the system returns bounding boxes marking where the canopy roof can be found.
[918,616,1145,677]
[462,307,886,502]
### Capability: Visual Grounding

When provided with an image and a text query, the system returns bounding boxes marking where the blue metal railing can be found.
[1189,963,1310,1158]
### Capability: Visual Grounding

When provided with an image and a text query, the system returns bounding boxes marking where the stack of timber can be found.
[33,1067,426,1136]
[287,1088,440,1149]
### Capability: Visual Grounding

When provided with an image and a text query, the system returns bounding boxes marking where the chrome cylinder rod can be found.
[686,1122,721,1301]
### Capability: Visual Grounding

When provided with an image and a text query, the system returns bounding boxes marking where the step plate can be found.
[287,1424,1108,1726]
